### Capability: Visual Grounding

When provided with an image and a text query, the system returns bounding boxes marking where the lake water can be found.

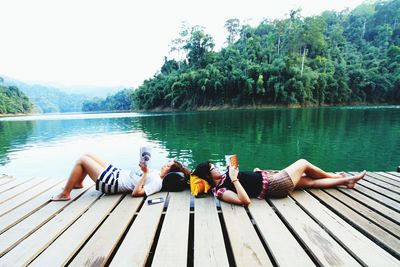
[0,106,399,179]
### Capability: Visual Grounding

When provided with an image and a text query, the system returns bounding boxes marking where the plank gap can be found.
[322,189,400,237]
[187,212,194,267]
[336,188,400,226]
[244,204,278,267]
[104,205,144,266]
[143,214,166,267]
[307,190,400,260]
[217,209,236,267]
[65,194,128,266]
[291,193,367,266]
[266,198,322,266]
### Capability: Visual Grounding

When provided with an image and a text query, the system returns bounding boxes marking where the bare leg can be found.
[284,159,344,185]
[51,155,106,201]
[86,154,108,168]
[73,154,108,188]
[295,171,366,189]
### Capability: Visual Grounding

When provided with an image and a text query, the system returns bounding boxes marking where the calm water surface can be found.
[0,107,399,179]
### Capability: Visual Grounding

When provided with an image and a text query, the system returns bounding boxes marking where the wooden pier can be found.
[0,171,399,266]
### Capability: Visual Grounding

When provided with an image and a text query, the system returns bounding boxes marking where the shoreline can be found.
[1,103,399,117]
[134,102,399,113]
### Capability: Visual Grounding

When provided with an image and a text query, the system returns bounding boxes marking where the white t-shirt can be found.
[118,167,162,196]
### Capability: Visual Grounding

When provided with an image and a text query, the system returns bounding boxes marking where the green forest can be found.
[133,0,400,110]
[82,89,134,112]
[2,0,400,114]
[0,77,33,114]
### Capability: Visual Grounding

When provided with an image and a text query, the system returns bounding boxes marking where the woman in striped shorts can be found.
[191,159,366,206]
[52,153,190,201]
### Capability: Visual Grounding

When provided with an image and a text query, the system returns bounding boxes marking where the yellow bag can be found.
[190,174,211,196]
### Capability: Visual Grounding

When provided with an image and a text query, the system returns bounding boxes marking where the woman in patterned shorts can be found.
[191,159,366,206]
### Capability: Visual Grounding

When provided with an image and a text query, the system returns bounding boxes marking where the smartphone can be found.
[147,197,164,205]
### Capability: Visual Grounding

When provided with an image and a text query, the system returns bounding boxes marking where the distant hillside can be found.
[2,77,127,113]
[0,77,33,114]
[2,78,88,113]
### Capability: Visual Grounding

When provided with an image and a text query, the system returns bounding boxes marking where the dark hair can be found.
[191,161,215,187]
[161,171,188,192]
[161,160,191,192]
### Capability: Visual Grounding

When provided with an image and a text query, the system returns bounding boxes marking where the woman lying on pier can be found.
[52,153,190,201]
[191,159,366,205]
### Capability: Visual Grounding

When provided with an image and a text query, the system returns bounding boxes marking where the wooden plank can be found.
[388,172,400,180]
[0,187,101,266]
[357,180,400,202]
[0,178,32,194]
[0,177,64,217]
[109,192,167,266]
[352,183,400,212]
[0,180,92,234]
[376,172,400,186]
[248,199,314,266]
[0,185,92,255]
[308,189,400,258]
[270,196,360,266]
[152,191,191,267]
[30,194,124,266]
[69,195,143,267]
[0,176,14,186]
[194,196,229,267]
[0,177,49,204]
[323,189,400,238]
[337,187,400,223]
[291,191,400,266]
[364,173,400,193]
[0,179,22,194]
[220,201,273,267]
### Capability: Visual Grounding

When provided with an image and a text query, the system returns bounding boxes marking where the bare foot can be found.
[51,193,71,201]
[346,170,366,188]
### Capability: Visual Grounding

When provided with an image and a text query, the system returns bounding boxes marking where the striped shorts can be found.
[96,165,120,194]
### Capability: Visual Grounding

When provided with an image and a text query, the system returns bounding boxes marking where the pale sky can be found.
[0,0,366,89]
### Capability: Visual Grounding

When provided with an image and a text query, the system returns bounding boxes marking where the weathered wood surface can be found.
[0,172,399,266]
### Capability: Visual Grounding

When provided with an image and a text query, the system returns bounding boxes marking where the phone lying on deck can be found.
[147,197,164,205]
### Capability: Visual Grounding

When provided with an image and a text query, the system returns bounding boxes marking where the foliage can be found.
[133,0,400,110]
[0,79,33,114]
[82,89,135,112]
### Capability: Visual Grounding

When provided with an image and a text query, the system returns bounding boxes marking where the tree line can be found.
[133,0,400,110]
[0,77,33,114]
[82,89,134,112]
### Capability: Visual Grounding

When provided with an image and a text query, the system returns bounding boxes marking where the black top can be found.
[212,171,263,199]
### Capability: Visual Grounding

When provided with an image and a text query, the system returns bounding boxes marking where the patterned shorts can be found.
[257,170,294,199]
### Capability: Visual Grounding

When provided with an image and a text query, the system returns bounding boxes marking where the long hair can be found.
[191,161,215,187]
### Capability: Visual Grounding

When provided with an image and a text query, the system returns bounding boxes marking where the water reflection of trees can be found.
[0,109,398,171]
[136,108,400,171]
[0,120,34,165]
